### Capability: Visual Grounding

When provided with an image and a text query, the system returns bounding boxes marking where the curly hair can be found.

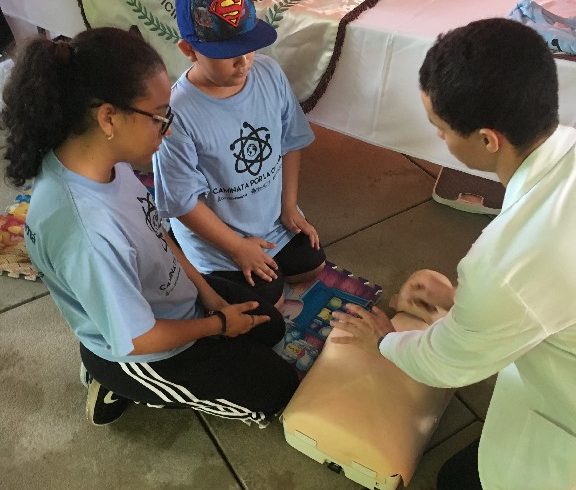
[2,27,165,187]
[419,18,558,153]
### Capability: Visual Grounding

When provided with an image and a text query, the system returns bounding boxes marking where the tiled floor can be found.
[0,124,494,489]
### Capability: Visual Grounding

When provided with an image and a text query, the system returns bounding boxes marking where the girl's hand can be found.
[203,296,229,313]
[221,301,270,337]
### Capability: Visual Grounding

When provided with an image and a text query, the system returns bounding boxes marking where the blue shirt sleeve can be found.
[153,117,210,219]
[56,233,156,357]
[275,60,315,155]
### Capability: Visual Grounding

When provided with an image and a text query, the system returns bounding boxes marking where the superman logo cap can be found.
[176,0,277,59]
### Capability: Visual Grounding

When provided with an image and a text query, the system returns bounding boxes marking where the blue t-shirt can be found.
[25,152,201,363]
[153,54,315,273]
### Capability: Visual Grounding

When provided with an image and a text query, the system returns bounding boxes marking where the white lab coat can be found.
[380,126,576,489]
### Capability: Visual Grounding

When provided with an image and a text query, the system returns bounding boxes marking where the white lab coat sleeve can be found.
[379,261,549,388]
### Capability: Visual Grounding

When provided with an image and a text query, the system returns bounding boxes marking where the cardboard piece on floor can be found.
[433,166,505,215]
[282,313,451,489]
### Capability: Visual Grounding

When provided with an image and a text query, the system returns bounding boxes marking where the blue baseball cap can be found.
[176,0,277,59]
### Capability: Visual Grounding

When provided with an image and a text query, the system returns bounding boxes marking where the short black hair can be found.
[419,18,558,153]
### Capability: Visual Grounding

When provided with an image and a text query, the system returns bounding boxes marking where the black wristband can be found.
[209,310,227,338]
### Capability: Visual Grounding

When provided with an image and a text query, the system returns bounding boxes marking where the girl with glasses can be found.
[2,27,297,427]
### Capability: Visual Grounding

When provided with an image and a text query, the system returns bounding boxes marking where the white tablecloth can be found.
[307,0,576,180]
[2,0,85,40]
[3,0,576,180]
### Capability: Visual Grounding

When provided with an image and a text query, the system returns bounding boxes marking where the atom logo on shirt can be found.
[137,193,168,252]
[231,121,272,177]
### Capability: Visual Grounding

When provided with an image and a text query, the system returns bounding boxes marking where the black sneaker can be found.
[86,378,130,426]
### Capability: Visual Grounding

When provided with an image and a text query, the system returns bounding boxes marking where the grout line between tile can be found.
[402,154,440,180]
[424,420,481,454]
[455,391,486,422]
[0,291,50,315]
[324,198,433,248]
[195,413,248,490]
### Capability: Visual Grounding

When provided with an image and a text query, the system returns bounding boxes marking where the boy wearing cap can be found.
[153,0,326,309]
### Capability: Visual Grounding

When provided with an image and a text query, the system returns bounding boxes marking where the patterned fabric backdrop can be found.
[77,0,379,111]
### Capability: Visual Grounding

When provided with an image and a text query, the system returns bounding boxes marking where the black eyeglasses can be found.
[124,105,174,135]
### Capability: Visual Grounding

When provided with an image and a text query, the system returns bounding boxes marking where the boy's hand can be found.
[221,301,270,337]
[281,208,320,250]
[330,304,395,355]
[231,237,278,286]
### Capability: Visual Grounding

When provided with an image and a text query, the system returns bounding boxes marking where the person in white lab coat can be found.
[331,18,576,490]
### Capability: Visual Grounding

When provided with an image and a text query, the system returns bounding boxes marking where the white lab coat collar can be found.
[502,125,576,213]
